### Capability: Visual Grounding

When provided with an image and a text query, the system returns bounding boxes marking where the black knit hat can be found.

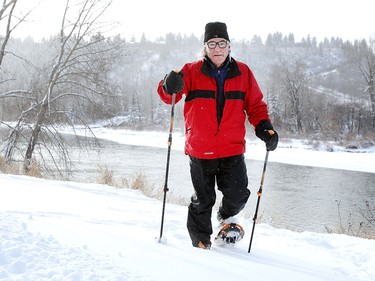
[204,22,230,43]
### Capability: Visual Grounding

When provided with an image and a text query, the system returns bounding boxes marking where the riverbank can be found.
[65,126,375,174]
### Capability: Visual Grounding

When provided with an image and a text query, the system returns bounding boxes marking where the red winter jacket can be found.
[157,57,270,159]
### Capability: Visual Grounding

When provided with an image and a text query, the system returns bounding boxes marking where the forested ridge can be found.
[3,32,373,136]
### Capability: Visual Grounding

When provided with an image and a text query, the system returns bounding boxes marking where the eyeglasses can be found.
[206,40,228,49]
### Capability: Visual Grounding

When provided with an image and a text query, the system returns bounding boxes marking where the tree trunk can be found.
[23,98,48,172]
[369,82,375,130]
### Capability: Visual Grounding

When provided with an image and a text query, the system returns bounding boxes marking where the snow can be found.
[1,128,375,280]
[1,173,375,281]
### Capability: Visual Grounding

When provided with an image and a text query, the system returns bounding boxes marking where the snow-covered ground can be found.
[1,173,374,281]
[1,127,375,280]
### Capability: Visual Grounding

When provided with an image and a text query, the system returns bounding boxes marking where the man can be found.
[157,22,278,249]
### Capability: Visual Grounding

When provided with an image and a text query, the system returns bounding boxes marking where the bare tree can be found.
[0,0,35,66]
[268,59,309,133]
[0,0,34,101]
[343,39,375,131]
[0,0,18,66]
[3,0,125,175]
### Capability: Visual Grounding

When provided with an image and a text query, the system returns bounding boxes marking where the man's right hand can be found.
[162,71,184,95]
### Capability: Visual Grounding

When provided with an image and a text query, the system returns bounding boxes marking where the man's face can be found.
[205,38,230,68]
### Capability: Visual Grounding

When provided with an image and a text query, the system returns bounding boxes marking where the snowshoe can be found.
[215,223,245,244]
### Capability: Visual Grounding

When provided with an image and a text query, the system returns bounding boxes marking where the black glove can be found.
[162,71,184,95]
[255,120,279,151]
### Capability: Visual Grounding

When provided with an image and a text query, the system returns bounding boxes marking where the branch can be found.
[0,89,34,99]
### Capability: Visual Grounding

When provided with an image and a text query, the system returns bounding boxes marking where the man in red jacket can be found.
[157,22,278,249]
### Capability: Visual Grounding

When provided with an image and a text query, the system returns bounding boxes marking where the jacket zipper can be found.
[216,69,222,136]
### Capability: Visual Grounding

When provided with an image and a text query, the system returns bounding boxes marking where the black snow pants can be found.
[187,154,250,246]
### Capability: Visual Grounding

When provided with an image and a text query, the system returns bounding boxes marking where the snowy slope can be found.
[1,173,374,281]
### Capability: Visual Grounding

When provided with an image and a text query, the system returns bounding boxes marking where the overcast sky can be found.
[12,0,375,43]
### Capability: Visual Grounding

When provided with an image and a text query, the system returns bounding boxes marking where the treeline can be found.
[1,32,374,135]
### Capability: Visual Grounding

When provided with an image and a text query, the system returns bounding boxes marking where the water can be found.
[63,137,375,236]
[1,129,374,236]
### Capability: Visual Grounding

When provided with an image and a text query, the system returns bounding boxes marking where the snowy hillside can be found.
[1,173,374,281]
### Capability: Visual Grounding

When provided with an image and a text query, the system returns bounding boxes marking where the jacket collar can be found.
[201,56,241,79]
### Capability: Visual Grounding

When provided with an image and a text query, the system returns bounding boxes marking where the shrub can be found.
[0,156,19,174]
[97,165,114,186]
[325,200,375,239]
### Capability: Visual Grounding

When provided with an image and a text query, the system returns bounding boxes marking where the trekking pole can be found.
[158,92,176,242]
[248,138,272,253]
